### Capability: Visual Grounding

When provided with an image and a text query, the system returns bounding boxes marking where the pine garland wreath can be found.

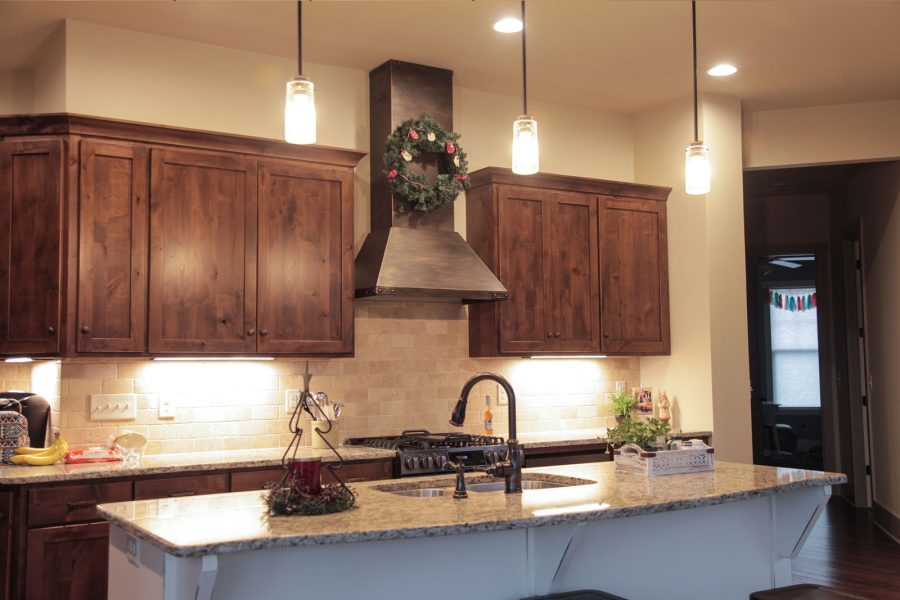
[383,113,470,212]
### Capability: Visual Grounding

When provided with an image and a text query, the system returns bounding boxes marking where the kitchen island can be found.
[98,461,843,600]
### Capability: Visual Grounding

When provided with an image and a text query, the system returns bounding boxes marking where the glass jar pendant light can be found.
[685,1,710,195]
[512,0,539,175]
[285,1,316,144]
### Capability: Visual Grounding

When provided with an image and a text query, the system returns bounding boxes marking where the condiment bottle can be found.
[484,395,494,435]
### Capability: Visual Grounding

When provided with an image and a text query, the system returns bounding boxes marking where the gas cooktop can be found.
[346,430,507,477]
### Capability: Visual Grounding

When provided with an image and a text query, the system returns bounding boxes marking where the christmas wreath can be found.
[383,113,470,212]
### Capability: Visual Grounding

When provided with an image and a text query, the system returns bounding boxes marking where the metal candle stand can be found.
[270,363,355,513]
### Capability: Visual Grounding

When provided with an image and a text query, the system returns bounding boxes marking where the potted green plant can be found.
[607,416,671,451]
[610,390,638,423]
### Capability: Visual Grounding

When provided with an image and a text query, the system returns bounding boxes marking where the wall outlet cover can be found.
[497,384,509,406]
[158,396,176,419]
[284,389,301,414]
[89,394,137,421]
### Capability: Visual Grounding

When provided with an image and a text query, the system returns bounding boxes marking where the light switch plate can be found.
[89,394,137,421]
[125,534,140,566]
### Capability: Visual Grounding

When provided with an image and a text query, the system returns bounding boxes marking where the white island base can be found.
[108,483,831,600]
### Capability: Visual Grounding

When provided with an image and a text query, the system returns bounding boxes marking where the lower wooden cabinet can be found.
[25,522,110,600]
[5,457,394,599]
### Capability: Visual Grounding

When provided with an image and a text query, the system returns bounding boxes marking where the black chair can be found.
[0,392,51,447]
[750,583,869,599]
[521,591,628,600]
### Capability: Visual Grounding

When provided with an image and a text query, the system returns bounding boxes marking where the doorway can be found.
[747,253,825,470]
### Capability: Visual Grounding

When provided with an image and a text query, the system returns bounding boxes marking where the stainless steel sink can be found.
[375,475,594,497]
[385,487,453,498]
[467,480,568,493]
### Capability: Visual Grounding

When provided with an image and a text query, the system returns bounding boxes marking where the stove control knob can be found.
[434,455,445,468]
[420,456,432,469]
[405,456,417,470]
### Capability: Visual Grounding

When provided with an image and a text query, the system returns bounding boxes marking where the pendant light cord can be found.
[692,0,699,142]
[521,0,528,115]
[297,1,303,74]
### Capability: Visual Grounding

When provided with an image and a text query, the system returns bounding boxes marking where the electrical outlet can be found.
[615,381,626,392]
[125,534,140,566]
[89,394,137,421]
[284,389,302,413]
[158,396,175,419]
[497,383,508,406]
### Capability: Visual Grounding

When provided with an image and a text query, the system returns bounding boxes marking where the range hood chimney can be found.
[354,60,508,303]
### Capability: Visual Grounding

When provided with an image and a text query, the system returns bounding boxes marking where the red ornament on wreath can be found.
[383,113,470,213]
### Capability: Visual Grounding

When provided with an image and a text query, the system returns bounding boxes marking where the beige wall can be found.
[49,303,635,454]
[634,95,752,462]
[833,163,900,522]
[743,100,900,169]
[634,97,714,435]
[31,22,66,114]
[0,71,33,114]
[704,95,752,463]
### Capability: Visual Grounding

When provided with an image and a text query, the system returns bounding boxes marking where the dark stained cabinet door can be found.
[77,140,149,353]
[148,149,257,353]
[0,140,62,355]
[599,196,670,354]
[25,522,110,600]
[549,192,600,352]
[257,160,353,354]
[497,186,552,354]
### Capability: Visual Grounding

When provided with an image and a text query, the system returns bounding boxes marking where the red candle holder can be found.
[290,457,322,496]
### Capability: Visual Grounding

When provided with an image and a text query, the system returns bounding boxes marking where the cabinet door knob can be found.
[81,325,90,334]
[247,328,256,336]
[47,326,56,335]
[554,332,561,338]
[259,329,269,337]
[547,332,553,338]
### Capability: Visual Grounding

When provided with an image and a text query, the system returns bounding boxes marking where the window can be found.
[770,287,820,407]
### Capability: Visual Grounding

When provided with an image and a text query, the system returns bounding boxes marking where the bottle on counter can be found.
[484,395,494,436]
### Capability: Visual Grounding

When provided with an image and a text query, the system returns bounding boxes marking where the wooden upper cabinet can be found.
[0,140,63,355]
[257,160,353,354]
[148,148,258,353]
[497,185,551,354]
[599,195,670,355]
[467,168,670,357]
[548,192,600,352]
[77,141,149,353]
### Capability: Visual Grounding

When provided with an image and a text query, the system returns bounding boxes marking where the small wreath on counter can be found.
[383,113,470,212]
[266,482,356,516]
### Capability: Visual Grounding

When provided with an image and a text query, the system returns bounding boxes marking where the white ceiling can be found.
[2,0,899,114]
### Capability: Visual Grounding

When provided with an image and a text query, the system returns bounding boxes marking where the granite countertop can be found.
[0,446,396,485]
[518,429,712,449]
[97,461,845,557]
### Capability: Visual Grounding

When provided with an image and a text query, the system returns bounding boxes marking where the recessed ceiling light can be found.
[493,17,523,33]
[708,64,738,77]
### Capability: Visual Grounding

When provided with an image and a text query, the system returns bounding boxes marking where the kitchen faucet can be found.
[448,372,523,495]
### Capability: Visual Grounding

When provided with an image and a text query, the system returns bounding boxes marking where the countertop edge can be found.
[98,470,845,558]
[0,447,396,485]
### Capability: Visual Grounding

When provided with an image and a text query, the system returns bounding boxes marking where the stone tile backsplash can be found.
[7,302,639,454]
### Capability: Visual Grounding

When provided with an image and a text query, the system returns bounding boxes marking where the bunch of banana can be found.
[11,435,69,466]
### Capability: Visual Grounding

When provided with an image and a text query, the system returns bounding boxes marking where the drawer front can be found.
[134,473,229,500]
[231,469,284,492]
[28,482,132,527]
[322,460,393,484]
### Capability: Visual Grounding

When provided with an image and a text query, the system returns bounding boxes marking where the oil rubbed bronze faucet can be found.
[449,373,524,495]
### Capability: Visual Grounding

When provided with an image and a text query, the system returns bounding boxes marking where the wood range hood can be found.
[354,60,508,304]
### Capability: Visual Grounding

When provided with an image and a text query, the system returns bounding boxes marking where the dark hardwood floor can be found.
[792,497,900,599]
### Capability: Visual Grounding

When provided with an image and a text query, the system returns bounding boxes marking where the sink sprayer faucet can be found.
[448,372,524,495]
